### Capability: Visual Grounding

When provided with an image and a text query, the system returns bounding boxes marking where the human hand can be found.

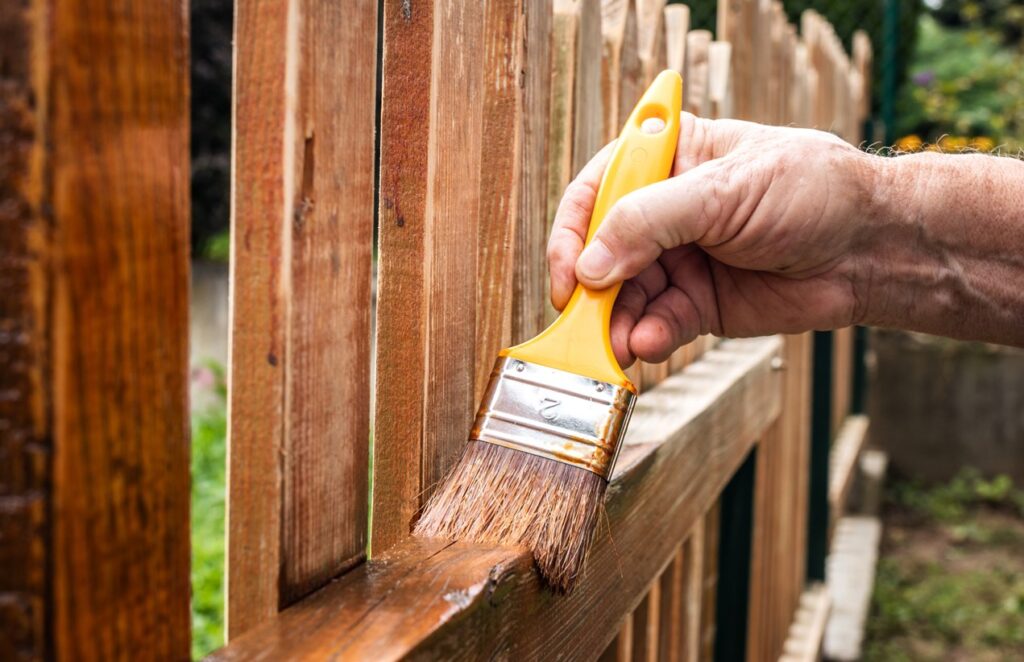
[547,112,880,367]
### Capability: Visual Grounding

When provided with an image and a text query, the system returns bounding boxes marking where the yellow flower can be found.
[938,135,968,152]
[970,136,995,152]
[895,134,923,152]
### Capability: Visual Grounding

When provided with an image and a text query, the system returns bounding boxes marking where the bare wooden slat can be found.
[700,502,721,661]
[664,4,689,77]
[832,326,854,434]
[636,0,668,86]
[600,0,631,142]
[618,1,644,129]
[680,522,705,662]
[211,337,784,660]
[658,547,685,662]
[573,0,605,175]
[684,31,711,117]
[373,0,486,554]
[829,415,870,530]
[632,580,662,662]
[717,0,755,120]
[0,1,190,656]
[475,0,525,402]
[708,42,734,119]
[230,0,377,631]
[512,0,553,344]
[548,0,582,231]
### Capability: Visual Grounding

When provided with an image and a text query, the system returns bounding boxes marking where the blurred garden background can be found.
[187,0,1024,658]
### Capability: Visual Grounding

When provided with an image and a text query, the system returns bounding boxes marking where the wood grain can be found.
[230,0,377,633]
[373,0,486,553]
[0,1,49,657]
[475,0,524,403]
[636,0,667,86]
[573,0,605,176]
[210,337,784,660]
[664,4,689,77]
[600,0,630,142]
[512,0,553,344]
[0,1,193,658]
[684,31,711,117]
[657,546,685,662]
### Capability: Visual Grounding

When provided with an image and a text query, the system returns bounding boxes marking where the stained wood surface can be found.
[230,0,377,635]
[373,0,486,554]
[210,337,783,661]
[0,1,190,658]
[0,2,49,657]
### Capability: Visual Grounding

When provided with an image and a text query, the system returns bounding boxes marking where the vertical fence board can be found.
[230,0,377,632]
[4,1,193,657]
[658,547,685,662]
[228,1,292,630]
[476,0,525,403]
[513,0,553,344]
[573,0,605,175]
[373,0,434,555]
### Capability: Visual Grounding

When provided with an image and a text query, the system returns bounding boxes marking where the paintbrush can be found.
[415,71,682,592]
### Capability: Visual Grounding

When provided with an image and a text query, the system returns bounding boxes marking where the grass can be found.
[864,469,1024,661]
[190,361,227,659]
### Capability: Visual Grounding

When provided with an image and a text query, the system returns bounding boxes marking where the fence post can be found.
[0,1,192,658]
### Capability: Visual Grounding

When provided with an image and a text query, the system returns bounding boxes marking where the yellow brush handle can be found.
[503,70,682,390]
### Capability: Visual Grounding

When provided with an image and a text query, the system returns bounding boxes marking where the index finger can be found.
[547,141,616,310]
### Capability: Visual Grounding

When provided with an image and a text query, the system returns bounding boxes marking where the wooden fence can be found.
[0,0,872,660]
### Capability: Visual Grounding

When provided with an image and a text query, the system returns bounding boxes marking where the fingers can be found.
[547,142,616,310]
[576,159,737,289]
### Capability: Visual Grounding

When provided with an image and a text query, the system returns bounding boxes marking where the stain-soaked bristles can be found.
[414,440,606,592]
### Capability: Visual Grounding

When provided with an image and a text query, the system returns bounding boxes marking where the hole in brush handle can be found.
[640,117,666,134]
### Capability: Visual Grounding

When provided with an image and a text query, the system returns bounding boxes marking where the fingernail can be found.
[578,240,614,281]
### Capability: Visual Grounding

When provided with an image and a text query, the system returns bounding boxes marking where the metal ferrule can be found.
[470,357,637,479]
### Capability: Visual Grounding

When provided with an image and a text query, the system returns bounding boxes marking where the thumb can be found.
[575,159,737,288]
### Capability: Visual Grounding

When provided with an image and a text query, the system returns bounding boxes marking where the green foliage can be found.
[190,360,227,659]
[895,13,1024,148]
[200,228,231,262]
[888,467,1024,523]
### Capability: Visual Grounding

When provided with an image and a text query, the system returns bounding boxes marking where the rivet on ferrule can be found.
[469,357,636,479]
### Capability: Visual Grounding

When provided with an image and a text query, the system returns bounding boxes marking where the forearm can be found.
[862,151,1024,346]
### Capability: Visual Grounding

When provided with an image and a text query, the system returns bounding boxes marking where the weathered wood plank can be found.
[0,1,191,657]
[512,1,553,344]
[664,4,689,77]
[210,337,783,660]
[228,1,293,629]
[600,0,630,142]
[373,0,486,553]
[632,580,661,662]
[828,415,870,529]
[230,0,377,632]
[684,30,711,117]
[636,0,668,86]
[658,546,685,662]
[681,522,705,662]
[573,0,605,175]
[475,0,524,403]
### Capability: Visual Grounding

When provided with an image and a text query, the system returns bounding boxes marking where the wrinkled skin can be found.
[548,113,1024,366]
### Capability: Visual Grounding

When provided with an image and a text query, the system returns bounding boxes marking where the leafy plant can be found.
[190,360,227,659]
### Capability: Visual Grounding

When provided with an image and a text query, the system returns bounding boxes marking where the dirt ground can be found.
[863,472,1024,661]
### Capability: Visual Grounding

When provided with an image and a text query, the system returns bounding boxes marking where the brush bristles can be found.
[414,440,606,592]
